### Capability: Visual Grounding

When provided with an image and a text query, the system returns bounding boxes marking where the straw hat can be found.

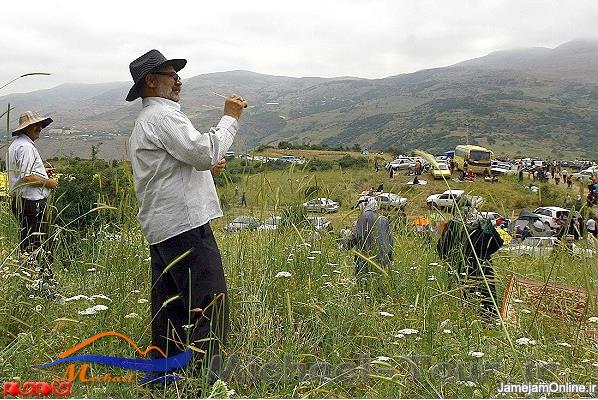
[12,111,53,136]
[125,49,186,102]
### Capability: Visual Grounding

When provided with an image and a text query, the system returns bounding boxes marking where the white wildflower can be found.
[397,328,418,335]
[124,313,140,319]
[358,312,365,316]
[35,305,43,312]
[515,337,537,346]
[469,351,484,358]
[395,334,405,339]
[326,262,338,267]
[459,381,477,387]
[131,289,140,294]
[557,342,572,348]
[275,271,292,279]
[87,268,96,272]
[28,295,35,299]
[78,305,109,315]
[64,295,92,302]
[588,316,598,323]
[428,275,436,281]
[410,265,417,270]
[91,294,112,302]
[21,270,31,277]
[137,298,148,304]
[375,356,391,362]
[521,309,532,314]
[443,329,452,334]
[379,311,394,318]
[306,256,315,260]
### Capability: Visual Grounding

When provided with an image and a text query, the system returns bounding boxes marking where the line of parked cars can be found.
[224,215,332,232]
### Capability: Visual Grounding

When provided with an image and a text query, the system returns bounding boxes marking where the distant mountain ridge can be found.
[2,39,598,160]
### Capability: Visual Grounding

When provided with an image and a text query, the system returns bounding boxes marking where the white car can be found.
[224,216,261,232]
[572,168,597,181]
[477,211,511,227]
[386,157,414,171]
[533,206,569,230]
[258,216,282,231]
[501,236,594,258]
[426,190,483,209]
[376,192,407,210]
[307,216,333,231]
[303,198,340,213]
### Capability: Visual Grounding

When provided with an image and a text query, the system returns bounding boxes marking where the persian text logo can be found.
[37,331,192,384]
[2,381,71,397]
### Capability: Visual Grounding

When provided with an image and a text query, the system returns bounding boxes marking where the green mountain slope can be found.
[2,40,598,159]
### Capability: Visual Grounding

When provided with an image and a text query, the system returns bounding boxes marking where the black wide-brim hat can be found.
[126,49,187,102]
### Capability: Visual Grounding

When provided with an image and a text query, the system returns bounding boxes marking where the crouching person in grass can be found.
[344,196,393,287]
[7,111,58,279]
[437,218,503,319]
[126,49,247,385]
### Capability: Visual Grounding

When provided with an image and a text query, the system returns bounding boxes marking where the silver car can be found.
[224,216,261,232]
[376,192,407,210]
[302,198,340,213]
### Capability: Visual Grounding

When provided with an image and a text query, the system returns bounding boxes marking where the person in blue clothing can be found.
[345,196,393,282]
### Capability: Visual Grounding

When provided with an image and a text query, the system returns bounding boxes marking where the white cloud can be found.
[1,0,597,94]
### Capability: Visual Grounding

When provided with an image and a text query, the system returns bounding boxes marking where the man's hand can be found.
[223,94,248,120]
[211,158,226,174]
[45,179,58,189]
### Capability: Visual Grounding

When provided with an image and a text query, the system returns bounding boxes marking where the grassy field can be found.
[0,157,597,398]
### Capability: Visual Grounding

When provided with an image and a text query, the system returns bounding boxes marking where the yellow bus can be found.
[454,145,494,174]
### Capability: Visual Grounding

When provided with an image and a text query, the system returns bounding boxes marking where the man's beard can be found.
[157,86,180,102]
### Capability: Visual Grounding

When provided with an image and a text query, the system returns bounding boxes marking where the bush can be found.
[53,160,133,230]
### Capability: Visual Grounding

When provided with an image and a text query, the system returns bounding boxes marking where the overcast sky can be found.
[1,0,598,94]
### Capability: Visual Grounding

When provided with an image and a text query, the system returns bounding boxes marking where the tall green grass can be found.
[0,160,596,398]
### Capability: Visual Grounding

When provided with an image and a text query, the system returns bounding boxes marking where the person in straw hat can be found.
[126,49,247,382]
[7,111,58,275]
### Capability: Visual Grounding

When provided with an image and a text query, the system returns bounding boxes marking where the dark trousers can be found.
[11,197,49,252]
[150,223,229,379]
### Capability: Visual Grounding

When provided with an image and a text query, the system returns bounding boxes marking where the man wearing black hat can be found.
[127,49,247,381]
[7,111,58,272]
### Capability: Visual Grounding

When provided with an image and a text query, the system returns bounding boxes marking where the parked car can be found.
[224,151,235,158]
[258,216,282,231]
[430,162,451,179]
[426,190,483,209]
[572,167,597,181]
[533,206,569,230]
[376,192,407,210]
[303,198,340,213]
[307,216,333,232]
[386,157,414,171]
[500,236,594,258]
[491,160,516,175]
[224,216,261,232]
[476,211,511,227]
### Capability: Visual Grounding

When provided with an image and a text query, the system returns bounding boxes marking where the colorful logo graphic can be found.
[37,331,192,383]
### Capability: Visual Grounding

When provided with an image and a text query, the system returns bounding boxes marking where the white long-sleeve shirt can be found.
[129,97,238,244]
[7,134,50,201]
